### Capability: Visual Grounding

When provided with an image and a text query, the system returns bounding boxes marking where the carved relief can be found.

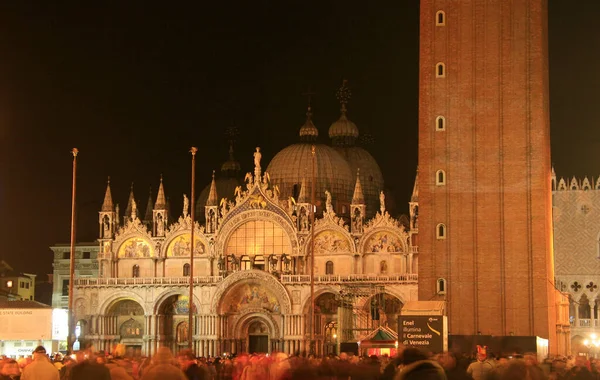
[365,231,404,253]
[314,231,351,254]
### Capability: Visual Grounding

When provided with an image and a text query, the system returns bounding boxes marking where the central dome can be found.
[266,143,354,213]
[266,106,354,214]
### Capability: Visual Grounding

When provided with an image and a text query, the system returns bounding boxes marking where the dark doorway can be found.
[249,335,268,353]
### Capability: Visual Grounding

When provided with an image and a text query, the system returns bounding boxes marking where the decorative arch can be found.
[305,223,355,256]
[211,270,292,314]
[163,231,208,258]
[152,289,201,315]
[99,291,148,316]
[359,228,408,255]
[116,236,154,258]
[301,288,340,315]
[232,310,281,340]
[215,209,299,257]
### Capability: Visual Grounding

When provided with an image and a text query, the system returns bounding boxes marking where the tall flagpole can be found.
[67,148,79,353]
[188,147,198,350]
[310,145,316,354]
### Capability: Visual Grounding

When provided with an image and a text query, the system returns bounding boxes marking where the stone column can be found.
[575,302,580,326]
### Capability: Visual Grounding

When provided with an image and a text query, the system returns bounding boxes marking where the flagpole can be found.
[67,148,78,353]
[310,145,316,354]
[188,147,198,350]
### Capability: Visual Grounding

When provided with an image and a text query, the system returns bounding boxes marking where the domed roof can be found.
[267,143,354,213]
[195,176,241,221]
[220,143,241,174]
[299,106,318,142]
[329,80,359,146]
[337,146,384,217]
[329,112,359,140]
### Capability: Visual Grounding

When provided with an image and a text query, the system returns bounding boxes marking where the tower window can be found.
[132,265,140,278]
[183,263,190,277]
[325,261,334,275]
[436,223,447,239]
[437,278,447,294]
[436,170,446,186]
[436,11,445,26]
[436,63,446,78]
[436,116,446,131]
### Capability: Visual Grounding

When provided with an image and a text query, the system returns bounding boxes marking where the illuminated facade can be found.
[70,88,419,357]
[553,173,600,356]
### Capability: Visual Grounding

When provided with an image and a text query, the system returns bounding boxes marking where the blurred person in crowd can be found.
[466,346,494,380]
[59,355,76,380]
[21,346,59,380]
[177,349,207,380]
[70,350,111,380]
[0,359,21,380]
[141,347,187,380]
[394,348,446,380]
[439,352,470,380]
[564,355,595,380]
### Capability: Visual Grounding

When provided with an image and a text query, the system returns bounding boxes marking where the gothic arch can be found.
[211,270,292,314]
[354,288,408,309]
[99,291,148,316]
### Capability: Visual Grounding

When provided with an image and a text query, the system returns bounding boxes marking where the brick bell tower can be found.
[417,0,557,351]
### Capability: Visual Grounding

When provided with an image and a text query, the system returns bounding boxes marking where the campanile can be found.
[417,0,557,349]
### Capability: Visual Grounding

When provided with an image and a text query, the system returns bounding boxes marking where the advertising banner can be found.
[398,315,448,353]
[0,309,52,340]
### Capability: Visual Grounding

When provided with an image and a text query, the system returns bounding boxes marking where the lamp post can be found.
[67,148,78,353]
[309,145,316,355]
[188,147,198,350]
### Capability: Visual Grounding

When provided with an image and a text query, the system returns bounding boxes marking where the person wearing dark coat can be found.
[394,348,447,380]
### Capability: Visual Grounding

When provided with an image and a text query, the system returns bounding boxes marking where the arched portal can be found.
[305,292,339,357]
[362,293,403,333]
[107,299,145,353]
[156,294,198,353]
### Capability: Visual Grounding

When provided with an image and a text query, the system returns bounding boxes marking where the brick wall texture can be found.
[417,0,557,351]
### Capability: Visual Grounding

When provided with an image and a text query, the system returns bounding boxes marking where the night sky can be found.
[0,2,598,277]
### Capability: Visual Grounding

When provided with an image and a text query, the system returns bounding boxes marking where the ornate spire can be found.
[101,177,114,212]
[352,169,365,204]
[297,173,308,203]
[154,175,166,209]
[336,79,351,114]
[124,183,137,219]
[144,186,154,222]
[206,170,219,206]
[411,168,419,203]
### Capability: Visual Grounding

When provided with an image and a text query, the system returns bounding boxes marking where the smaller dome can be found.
[195,176,241,221]
[299,106,318,142]
[220,143,241,176]
[329,80,359,146]
[329,111,359,139]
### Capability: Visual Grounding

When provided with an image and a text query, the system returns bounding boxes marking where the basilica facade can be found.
[70,86,419,357]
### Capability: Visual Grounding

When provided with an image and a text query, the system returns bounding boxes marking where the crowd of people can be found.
[0,344,599,380]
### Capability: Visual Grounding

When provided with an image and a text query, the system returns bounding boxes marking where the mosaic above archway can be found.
[166,234,205,257]
[314,231,351,255]
[365,231,404,253]
[118,238,153,258]
[221,281,280,314]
